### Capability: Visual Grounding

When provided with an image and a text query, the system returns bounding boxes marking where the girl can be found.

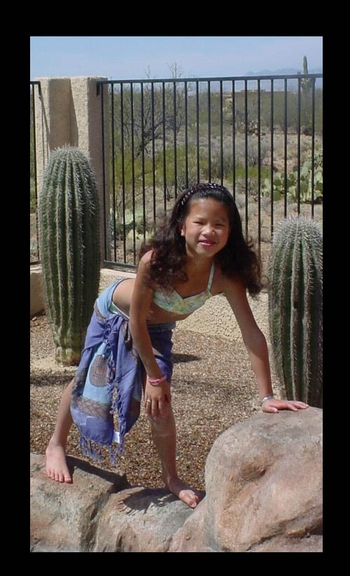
[45,182,308,509]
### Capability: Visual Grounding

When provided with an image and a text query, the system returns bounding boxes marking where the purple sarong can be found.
[70,279,175,462]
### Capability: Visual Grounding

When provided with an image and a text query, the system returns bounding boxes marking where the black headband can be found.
[180,182,231,206]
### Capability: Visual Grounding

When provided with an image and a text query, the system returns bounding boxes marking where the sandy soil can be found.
[30,312,279,492]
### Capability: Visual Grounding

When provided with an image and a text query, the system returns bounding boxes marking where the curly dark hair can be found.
[139,182,263,297]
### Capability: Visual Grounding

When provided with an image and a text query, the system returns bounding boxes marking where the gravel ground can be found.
[30,313,279,492]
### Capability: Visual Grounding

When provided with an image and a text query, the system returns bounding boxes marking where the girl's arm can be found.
[223,279,308,413]
[129,251,171,416]
[129,252,163,379]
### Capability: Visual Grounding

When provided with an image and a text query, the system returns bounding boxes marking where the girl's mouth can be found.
[199,240,216,247]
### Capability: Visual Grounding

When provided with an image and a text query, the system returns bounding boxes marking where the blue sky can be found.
[30,36,323,80]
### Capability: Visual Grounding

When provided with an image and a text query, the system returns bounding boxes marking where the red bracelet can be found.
[148,375,167,385]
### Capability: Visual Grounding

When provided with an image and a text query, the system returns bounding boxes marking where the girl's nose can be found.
[203,225,216,235]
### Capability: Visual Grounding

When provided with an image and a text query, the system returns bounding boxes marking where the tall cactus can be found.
[268,216,323,407]
[301,55,315,93]
[38,147,100,366]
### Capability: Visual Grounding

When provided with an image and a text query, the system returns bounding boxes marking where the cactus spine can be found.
[268,217,323,407]
[38,147,100,365]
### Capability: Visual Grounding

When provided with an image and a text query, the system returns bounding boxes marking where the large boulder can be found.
[93,487,193,552]
[170,407,322,552]
[30,454,128,552]
[30,408,322,552]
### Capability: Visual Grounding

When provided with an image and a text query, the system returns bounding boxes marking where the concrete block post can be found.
[34,76,110,262]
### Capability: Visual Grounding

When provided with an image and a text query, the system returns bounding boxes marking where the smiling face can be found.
[179,198,230,259]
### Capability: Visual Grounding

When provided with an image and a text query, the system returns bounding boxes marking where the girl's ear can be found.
[178,222,185,236]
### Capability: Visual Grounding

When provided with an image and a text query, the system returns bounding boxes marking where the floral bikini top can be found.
[152,263,215,315]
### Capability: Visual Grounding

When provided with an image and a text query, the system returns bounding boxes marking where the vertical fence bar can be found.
[196,81,200,182]
[270,79,274,241]
[120,83,127,262]
[184,81,189,189]
[311,79,316,218]
[151,83,156,225]
[111,83,117,262]
[130,83,136,265]
[207,81,211,182]
[219,80,224,186]
[173,81,178,198]
[231,80,236,199]
[162,82,167,211]
[257,79,261,255]
[297,77,302,215]
[244,79,249,239]
[283,78,288,218]
[140,83,146,242]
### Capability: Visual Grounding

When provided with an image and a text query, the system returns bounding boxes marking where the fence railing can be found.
[97,73,322,270]
[30,74,323,271]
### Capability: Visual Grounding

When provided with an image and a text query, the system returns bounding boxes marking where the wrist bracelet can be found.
[260,394,274,406]
[148,375,167,386]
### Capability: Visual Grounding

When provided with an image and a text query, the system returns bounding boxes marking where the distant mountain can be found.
[244,68,323,91]
[246,67,322,76]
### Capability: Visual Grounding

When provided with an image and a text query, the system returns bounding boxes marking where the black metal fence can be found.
[97,73,322,269]
[30,73,323,270]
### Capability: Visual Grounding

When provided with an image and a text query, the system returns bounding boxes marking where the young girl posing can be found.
[45,182,308,509]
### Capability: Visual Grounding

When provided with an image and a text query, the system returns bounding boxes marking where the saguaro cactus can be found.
[38,147,100,365]
[268,216,323,407]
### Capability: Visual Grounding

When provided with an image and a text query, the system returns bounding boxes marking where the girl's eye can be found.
[192,221,226,227]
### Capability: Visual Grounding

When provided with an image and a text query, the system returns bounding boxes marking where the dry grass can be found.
[30,312,277,492]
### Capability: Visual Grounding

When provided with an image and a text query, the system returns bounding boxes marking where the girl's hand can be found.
[144,380,171,418]
[262,398,309,413]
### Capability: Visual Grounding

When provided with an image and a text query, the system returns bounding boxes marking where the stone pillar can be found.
[34,76,110,261]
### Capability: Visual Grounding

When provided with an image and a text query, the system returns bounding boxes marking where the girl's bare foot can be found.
[165,477,204,508]
[45,443,72,483]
